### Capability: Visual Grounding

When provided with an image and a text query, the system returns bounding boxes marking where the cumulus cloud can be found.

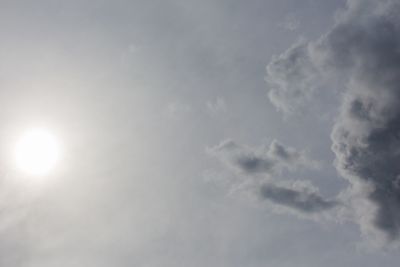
[330,0,400,242]
[208,139,318,175]
[266,0,400,243]
[208,139,336,220]
[260,182,338,215]
[266,39,320,114]
[207,139,335,219]
[208,140,338,218]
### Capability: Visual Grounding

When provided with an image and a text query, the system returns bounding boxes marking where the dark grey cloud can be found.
[266,0,400,243]
[208,139,317,175]
[330,0,400,241]
[260,183,338,214]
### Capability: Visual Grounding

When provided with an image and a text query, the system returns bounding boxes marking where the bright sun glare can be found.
[15,128,60,176]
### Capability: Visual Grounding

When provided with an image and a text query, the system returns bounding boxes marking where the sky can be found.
[1,0,400,266]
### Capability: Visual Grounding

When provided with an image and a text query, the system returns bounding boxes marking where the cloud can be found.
[330,0,400,242]
[208,140,335,219]
[266,0,400,243]
[208,139,318,175]
[165,101,192,119]
[260,182,338,215]
[206,97,227,115]
[266,39,320,114]
[279,14,300,31]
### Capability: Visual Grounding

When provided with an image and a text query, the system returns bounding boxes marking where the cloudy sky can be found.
[1,0,400,266]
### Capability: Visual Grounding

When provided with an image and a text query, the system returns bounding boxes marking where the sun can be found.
[15,128,60,176]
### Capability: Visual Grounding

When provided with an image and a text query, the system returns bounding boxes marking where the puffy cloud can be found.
[330,0,400,242]
[208,139,318,175]
[267,0,400,243]
[208,140,335,219]
[266,39,320,114]
[260,182,338,215]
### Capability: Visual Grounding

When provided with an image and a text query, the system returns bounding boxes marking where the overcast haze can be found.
[1,0,400,266]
